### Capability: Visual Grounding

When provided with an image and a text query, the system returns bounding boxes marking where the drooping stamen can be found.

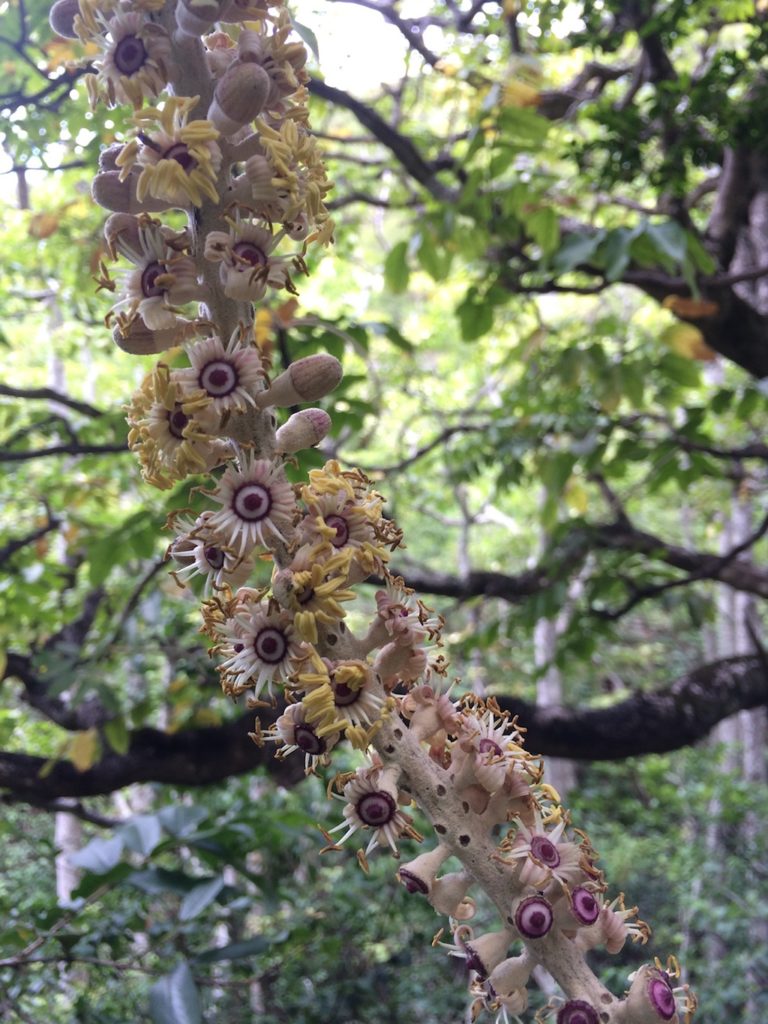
[113,34,148,76]
[571,886,599,925]
[557,999,599,1024]
[398,867,429,894]
[253,626,287,664]
[203,545,225,570]
[141,260,166,297]
[232,482,272,522]
[530,835,561,868]
[356,790,396,827]
[462,942,489,980]
[163,142,197,172]
[294,722,325,755]
[514,895,553,939]
[233,241,267,267]
[325,514,350,547]
[200,359,238,397]
[167,407,189,438]
[649,976,676,1020]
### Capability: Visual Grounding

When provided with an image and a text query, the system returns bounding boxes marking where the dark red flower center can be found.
[113,33,148,76]
[163,142,197,172]
[515,895,553,938]
[200,359,238,397]
[333,681,360,707]
[571,886,599,925]
[530,835,561,868]
[294,722,325,755]
[356,790,396,827]
[325,514,349,547]
[477,737,502,756]
[167,407,189,438]
[253,626,287,664]
[232,482,272,522]
[141,260,166,297]
[557,1000,599,1024]
[649,977,675,1020]
[203,545,225,570]
[233,241,267,267]
[398,867,428,895]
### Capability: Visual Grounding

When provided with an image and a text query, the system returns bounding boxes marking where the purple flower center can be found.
[233,643,244,653]
[163,142,197,172]
[571,886,599,925]
[477,737,503,756]
[203,545,225,570]
[515,895,553,939]
[530,835,561,868]
[356,790,396,827]
[233,241,267,267]
[294,722,325,755]
[200,359,238,397]
[398,867,428,895]
[325,514,349,547]
[557,1000,599,1024]
[167,407,189,439]
[253,626,287,664]
[333,681,360,707]
[649,976,676,1020]
[232,482,272,522]
[141,260,166,298]
[113,33,148,76]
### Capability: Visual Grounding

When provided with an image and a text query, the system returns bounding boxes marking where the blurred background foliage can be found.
[1,0,768,1021]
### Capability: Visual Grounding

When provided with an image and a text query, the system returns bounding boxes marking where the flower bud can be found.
[49,0,80,38]
[429,870,475,919]
[275,408,332,454]
[103,213,142,260]
[397,844,450,895]
[457,927,513,981]
[93,172,171,214]
[99,145,126,173]
[207,62,271,136]
[255,354,342,408]
[176,0,223,36]
[625,966,678,1023]
[487,954,534,998]
[113,318,185,355]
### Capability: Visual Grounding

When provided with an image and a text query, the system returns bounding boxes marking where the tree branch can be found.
[0,384,106,418]
[0,442,129,462]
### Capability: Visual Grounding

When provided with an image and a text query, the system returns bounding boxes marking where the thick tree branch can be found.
[308,78,460,201]
[0,657,765,804]
[496,655,768,760]
[0,384,106,418]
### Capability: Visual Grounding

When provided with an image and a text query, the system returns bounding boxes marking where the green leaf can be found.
[417,233,452,280]
[119,814,162,857]
[456,290,494,341]
[384,241,410,293]
[526,208,560,256]
[658,353,701,388]
[103,717,130,755]
[149,963,202,1024]
[179,876,226,922]
[69,836,124,874]
[597,227,635,281]
[552,230,605,273]
[290,19,319,60]
[645,221,688,265]
[128,868,201,896]
[194,936,273,964]
[158,805,209,838]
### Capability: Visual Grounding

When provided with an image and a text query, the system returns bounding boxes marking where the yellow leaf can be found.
[565,476,588,516]
[502,80,540,108]
[662,295,719,318]
[28,212,61,240]
[0,650,6,679]
[660,322,717,362]
[68,729,100,772]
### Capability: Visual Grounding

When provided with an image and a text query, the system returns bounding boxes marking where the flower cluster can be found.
[51,0,696,1020]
